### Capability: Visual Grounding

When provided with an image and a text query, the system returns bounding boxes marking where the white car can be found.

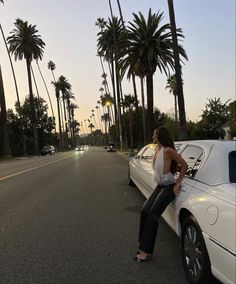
[128,140,236,284]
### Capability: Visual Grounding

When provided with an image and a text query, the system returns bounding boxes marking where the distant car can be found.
[107,142,116,152]
[128,140,236,284]
[75,145,85,151]
[40,145,55,156]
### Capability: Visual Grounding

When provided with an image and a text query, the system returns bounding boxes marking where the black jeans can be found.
[138,184,176,254]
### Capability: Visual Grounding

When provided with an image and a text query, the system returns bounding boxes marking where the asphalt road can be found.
[0,147,189,284]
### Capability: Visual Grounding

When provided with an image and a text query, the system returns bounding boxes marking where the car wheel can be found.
[128,167,135,186]
[181,216,213,284]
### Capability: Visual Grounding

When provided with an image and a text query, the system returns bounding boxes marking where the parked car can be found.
[40,145,55,156]
[107,142,116,152]
[128,140,236,284]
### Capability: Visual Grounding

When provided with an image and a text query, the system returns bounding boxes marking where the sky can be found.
[0,0,235,132]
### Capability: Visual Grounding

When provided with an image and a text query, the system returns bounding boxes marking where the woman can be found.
[135,126,188,262]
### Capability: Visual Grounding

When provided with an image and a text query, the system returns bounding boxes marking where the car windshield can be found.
[229,151,236,183]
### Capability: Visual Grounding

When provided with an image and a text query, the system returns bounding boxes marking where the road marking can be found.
[0,155,74,181]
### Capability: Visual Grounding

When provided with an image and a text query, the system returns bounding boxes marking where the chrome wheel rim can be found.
[184,225,203,278]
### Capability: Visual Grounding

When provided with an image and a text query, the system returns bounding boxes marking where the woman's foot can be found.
[134,250,152,262]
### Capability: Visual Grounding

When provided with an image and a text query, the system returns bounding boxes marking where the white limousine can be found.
[128,140,236,284]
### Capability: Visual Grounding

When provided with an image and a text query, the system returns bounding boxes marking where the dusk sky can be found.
[0,0,235,131]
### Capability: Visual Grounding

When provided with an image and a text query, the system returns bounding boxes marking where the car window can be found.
[136,146,148,158]
[178,145,204,178]
[175,143,182,152]
[141,145,156,163]
[229,151,236,183]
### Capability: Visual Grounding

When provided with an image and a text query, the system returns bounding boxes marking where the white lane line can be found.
[0,155,74,181]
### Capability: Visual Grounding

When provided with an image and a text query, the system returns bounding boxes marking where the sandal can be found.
[134,254,152,262]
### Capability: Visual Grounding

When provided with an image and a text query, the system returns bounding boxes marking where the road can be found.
[0,147,188,284]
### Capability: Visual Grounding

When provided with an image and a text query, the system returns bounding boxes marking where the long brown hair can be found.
[155,126,177,174]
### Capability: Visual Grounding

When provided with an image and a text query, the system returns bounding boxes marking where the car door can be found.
[138,144,156,194]
[171,144,204,209]
[164,144,204,233]
[130,146,148,186]
[172,145,204,207]
[130,145,155,198]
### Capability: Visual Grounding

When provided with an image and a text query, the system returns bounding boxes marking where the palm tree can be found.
[116,0,140,144]
[36,60,54,118]
[167,0,187,139]
[58,75,71,148]
[165,74,179,122]
[121,94,136,152]
[48,60,56,82]
[7,18,45,153]
[68,102,78,146]
[52,80,63,151]
[119,9,188,139]
[88,122,95,133]
[95,17,107,32]
[88,122,95,145]
[101,113,110,145]
[0,1,11,157]
[0,65,12,157]
[97,16,125,150]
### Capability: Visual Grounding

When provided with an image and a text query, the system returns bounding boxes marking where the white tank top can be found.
[152,147,175,185]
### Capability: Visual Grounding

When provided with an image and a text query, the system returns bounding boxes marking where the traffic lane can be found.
[0,151,74,180]
[0,147,188,283]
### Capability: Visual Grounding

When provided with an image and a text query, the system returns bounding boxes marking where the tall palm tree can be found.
[7,18,45,153]
[116,0,140,144]
[68,102,78,146]
[165,74,179,122]
[97,16,125,150]
[48,60,56,82]
[121,94,136,152]
[0,65,12,157]
[36,60,54,118]
[58,75,71,148]
[119,9,188,139]
[65,91,75,141]
[101,113,110,145]
[167,0,187,139]
[52,80,63,151]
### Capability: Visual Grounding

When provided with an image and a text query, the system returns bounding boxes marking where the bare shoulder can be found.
[165,147,183,161]
[164,147,177,156]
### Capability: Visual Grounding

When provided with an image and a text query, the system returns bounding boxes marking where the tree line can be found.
[1,0,235,157]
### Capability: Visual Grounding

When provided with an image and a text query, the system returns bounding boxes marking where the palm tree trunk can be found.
[31,66,40,98]
[115,58,123,151]
[36,61,55,118]
[141,77,147,144]
[62,95,68,148]
[108,60,117,121]
[174,93,178,122]
[0,23,26,155]
[146,73,154,140]
[167,0,187,139]
[0,65,12,157]
[26,58,39,154]
[108,1,123,151]
[128,108,134,153]
[56,91,62,151]
[116,0,140,143]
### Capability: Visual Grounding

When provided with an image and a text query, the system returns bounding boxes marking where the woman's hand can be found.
[173,183,181,197]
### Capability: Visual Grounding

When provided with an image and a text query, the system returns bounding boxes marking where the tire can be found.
[181,216,213,284]
[128,167,135,186]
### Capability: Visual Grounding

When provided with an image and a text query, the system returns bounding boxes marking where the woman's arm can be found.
[166,147,188,196]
